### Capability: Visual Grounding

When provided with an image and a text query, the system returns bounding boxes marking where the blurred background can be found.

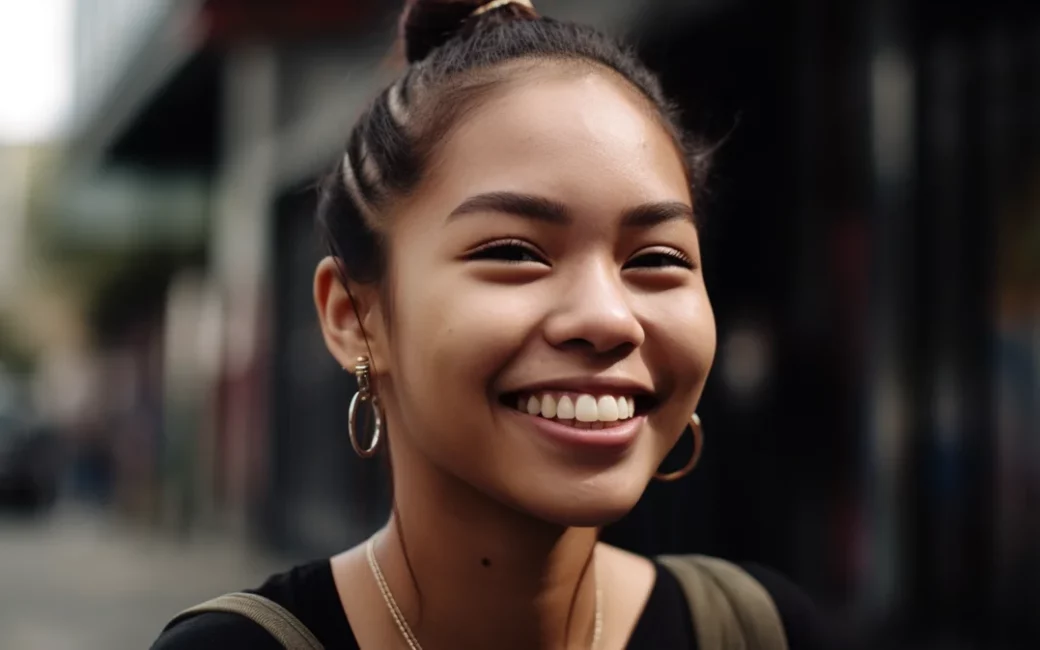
[0,0,1037,648]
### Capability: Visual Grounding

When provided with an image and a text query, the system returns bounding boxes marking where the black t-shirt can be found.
[152,559,845,649]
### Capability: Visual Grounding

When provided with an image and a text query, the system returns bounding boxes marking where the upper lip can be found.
[504,376,655,397]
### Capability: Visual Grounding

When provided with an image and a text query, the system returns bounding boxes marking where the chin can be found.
[507,478,647,529]
[536,504,634,529]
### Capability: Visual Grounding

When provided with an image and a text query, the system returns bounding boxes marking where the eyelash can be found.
[625,248,695,270]
[466,239,547,264]
[465,240,694,270]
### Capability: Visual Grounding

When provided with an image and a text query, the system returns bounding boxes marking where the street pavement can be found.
[0,506,286,650]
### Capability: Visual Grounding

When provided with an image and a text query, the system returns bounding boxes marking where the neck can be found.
[373,441,601,650]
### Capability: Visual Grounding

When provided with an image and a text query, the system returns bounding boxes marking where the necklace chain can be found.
[366,537,603,649]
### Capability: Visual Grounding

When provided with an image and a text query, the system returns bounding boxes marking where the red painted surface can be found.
[198,0,378,44]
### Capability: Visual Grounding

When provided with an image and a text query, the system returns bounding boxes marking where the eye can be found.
[466,239,549,265]
[625,247,695,270]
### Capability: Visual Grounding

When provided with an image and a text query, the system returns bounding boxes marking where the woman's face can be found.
[354,68,714,526]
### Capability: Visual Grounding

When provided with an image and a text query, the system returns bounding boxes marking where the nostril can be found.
[543,293,645,356]
[556,338,636,362]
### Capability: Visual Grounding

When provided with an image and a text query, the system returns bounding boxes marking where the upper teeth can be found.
[518,393,636,422]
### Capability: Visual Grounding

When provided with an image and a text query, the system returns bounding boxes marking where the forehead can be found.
[415,67,691,212]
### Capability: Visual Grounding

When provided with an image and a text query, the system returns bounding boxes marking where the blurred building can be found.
[0,149,32,312]
[0,147,81,368]
[46,0,1040,647]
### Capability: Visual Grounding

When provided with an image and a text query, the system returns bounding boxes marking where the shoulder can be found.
[740,563,857,650]
[655,555,855,650]
[151,559,346,650]
[151,611,282,650]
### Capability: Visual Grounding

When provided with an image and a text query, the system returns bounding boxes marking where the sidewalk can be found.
[0,505,289,650]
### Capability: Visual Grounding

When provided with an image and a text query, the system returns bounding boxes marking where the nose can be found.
[543,259,645,356]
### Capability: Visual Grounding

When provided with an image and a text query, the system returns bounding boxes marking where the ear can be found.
[314,257,387,373]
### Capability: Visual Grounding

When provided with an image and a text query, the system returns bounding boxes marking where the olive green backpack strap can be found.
[169,592,324,650]
[658,555,788,650]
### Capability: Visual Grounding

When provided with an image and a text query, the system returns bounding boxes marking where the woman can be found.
[154,0,842,648]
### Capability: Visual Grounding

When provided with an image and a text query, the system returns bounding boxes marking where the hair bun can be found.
[399,0,539,64]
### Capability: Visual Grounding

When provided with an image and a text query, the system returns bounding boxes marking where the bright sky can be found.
[0,0,71,144]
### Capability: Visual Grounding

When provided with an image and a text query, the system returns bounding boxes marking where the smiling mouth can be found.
[501,391,658,430]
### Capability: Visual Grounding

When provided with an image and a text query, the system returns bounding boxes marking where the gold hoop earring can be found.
[654,413,704,482]
[348,356,384,458]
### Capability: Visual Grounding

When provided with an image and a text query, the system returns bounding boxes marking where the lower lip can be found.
[510,410,645,450]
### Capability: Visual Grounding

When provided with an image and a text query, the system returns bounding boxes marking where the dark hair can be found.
[317,0,712,285]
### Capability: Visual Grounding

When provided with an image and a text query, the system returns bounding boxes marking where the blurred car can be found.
[0,412,59,513]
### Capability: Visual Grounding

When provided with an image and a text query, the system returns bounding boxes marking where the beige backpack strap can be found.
[170,592,324,650]
[658,555,788,650]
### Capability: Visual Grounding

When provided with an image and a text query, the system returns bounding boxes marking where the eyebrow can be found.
[447,191,694,227]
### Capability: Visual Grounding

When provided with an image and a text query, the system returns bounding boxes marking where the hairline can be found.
[399,56,689,212]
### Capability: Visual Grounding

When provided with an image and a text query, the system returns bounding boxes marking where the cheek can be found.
[390,265,545,411]
[643,289,716,391]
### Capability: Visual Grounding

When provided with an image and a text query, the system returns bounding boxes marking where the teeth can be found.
[575,395,598,422]
[597,396,619,422]
[540,394,557,419]
[515,392,639,423]
[526,395,541,415]
[556,395,575,420]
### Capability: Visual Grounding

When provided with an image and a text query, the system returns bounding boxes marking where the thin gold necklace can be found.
[366,537,604,649]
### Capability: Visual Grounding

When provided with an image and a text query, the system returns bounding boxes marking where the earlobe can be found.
[314,257,377,370]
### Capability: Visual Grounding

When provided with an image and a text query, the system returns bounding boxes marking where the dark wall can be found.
[604,0,860,594]
[605,1,1040,649]
[268,188,390,557]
